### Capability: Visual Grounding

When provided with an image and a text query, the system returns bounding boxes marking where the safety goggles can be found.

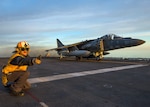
[20,48,29,51]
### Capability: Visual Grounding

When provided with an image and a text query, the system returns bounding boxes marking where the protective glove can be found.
[2,73,8,86]
[34,55,41,64]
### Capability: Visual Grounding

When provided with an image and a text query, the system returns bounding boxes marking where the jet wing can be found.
[45,40,93,52]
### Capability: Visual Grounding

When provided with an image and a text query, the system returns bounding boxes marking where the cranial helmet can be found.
[17,41,30,49]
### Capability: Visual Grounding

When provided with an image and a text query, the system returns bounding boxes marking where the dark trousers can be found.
[7,71,31,92]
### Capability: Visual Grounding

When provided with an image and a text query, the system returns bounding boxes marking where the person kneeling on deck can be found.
[1,41,41,96]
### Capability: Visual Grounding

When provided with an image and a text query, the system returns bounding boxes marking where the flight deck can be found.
[0,58,150,107]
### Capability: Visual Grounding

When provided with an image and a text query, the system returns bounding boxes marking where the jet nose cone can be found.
[137,40,145,45]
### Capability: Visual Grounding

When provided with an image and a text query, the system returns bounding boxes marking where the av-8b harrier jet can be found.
[46,34,145,60]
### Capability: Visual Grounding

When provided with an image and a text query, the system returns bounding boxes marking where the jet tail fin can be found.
[56,39,78,52]
[57,39,64,47]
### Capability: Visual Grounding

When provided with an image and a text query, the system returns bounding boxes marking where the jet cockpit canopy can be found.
[100,34,122,40]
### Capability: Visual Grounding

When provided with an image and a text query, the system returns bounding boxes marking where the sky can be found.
[0,0,150,58]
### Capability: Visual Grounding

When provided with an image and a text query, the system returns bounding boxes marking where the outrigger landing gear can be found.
[76,56,83,61]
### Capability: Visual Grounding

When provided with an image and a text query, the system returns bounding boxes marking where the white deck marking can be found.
[28,64,147,84]
[39,102,49,107]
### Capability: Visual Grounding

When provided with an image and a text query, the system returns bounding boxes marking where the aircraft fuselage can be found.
[79,37,145,52]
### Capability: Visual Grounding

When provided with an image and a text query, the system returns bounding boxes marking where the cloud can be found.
[0,0,150,58]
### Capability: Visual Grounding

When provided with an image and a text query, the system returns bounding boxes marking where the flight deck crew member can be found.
[1,41,41,96]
